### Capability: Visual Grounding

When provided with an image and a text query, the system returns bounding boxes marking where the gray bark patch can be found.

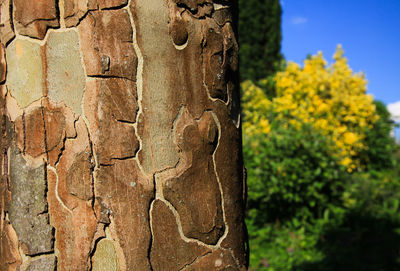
[8,145,54,256]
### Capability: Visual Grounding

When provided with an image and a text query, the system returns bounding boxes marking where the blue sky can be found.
[280,0,400,123]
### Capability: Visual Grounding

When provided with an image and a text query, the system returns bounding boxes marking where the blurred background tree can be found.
[360,100,398,171]
[243,47,379,173]
[239,1,400,269]
[239,0,283,82]
[241,39,400,271]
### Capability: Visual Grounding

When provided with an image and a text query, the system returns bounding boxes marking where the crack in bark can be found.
[97,155,138,167]
[21,249,55,259]
[83,122,97,211]
[178,251,212,271]
[40,105,50,163]
[115,118,135,124]
[55,0,62,27]
[63,4,94,28]
[176,2,214,19]
[99,3,129,11]
[7,0,15,47]
[18,17,59,29]
[147,198,155,271]
[18,250,57,271]
[110,155,136,161]
[88,224,106,271]
[21,110,26,155]
[87,74,136,82]
[52,115,79,167]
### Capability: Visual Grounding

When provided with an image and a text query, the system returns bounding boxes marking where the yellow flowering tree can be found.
[242,45,378,171]
[243,46,398,271]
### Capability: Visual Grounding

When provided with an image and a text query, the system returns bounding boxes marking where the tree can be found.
[0,0,247,270]
[360,100,397,170]
[239,0,283,82]
[243,46,379,172]
[241,46,383,271]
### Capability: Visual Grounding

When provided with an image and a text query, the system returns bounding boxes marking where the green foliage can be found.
[243,48,380,172]
[343,169,400,217]
[239,0,283,81]
[298,167,400,271]
[245,120,347,225]
[239,5,400,267]
[247,166,400,271]
[247,219,324,271]
[242,55,400,270]
[360,100,397,170]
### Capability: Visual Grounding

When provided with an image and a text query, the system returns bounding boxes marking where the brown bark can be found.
[0,0,247,270]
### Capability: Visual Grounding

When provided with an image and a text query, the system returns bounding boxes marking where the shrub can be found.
[244,120,347,225]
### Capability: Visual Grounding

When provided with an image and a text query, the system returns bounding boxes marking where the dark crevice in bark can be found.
[1,49,8,85]
[3,35,15,48]
[99,3,129,11]
[64,4,96,28]
[115,119,135,124]
[89,155,96,211]
[41,107,56,254]
[87,74,136,82]
[55,0,61,25]
[48,180,57,253]
[39,164,49,216]
[41,106,49,162]
[88,225,106,271]
[108,155,137,163]
[109,156,135,161]
[24,249,56,258]
[98,163,113,167]
[21,111,26,155]
[147,175,157,271]
[176,2,214,19]
[81,115,97,211]
[176,3,198,14]
[147,209,154,271]
[7,0,15,47]
[213,0,231,6]
[2,93,9,191]
[153,157,181,176]
[3,148,8,191]
[53,256,58,271]
[53,135,66,167]
[19,16,59,28]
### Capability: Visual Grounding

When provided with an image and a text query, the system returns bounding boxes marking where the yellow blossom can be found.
[242,45,379,171]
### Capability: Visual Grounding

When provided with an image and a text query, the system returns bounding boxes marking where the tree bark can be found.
[0,0,247,270]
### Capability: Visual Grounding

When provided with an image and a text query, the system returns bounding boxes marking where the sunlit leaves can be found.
[242,45,379,171]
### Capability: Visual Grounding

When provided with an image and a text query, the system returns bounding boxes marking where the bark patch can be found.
[14,0,59,39]
[150,199,210,270]
[8,145,54,256]
[78,9,137,80]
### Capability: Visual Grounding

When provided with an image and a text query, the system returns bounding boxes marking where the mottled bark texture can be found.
[0,0,247,270]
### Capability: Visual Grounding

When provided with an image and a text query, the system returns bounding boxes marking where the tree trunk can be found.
[0,0,247,270]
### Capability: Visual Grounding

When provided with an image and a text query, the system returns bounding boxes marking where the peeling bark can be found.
[0,0,247,270]
[13,0,59,40]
